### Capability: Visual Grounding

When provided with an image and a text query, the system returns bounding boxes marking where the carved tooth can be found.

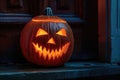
[55,49,57,53]
[54,49,56,59]
[50,49,53,54]
[60,47,63,57]
[57,48,59,52]
[38,50,42,57]
[36,43,38,47]
[52,49,56,60]
[54,50,56,60]
[37,43,39,52]
[42,46,44,52]
[46,49,49,60]
[32,43,38,52]
[63,44,66,54]
[51,49,55,60]
[59,48,62,56]
[43,47,47,54]
[38,46,42,57]
[54,49,57,58]
[39,46,42,53]
[51,49,54,55]
[65,43,70,53]
[46,49,50,55]
[55,48,59,58]
[54,49,58,59]
[47,49,51,60]
[48,53,51,60]
[43,47,47,59]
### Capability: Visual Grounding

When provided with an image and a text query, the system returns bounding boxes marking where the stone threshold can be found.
[0,62,120,80]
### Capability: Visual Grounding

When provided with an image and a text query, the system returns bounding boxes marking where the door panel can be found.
[111,0,120,63]
[0,0,98,63]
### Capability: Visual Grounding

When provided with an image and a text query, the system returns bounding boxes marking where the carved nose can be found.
[47,37,56,45]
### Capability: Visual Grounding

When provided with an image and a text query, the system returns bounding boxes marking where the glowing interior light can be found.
[47,37,56,45]
[32,19,66,23]
[56,28,67,37]
[36,28,48,37]
[32,42,70,60]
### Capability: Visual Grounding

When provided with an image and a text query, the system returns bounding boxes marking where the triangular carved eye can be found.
[36,28,48,37]
[56,28,67,37]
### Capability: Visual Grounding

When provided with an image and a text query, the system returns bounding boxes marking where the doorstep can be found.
[0,62,120,80]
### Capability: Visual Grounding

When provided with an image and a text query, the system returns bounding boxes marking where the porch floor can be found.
[0,62,120,80]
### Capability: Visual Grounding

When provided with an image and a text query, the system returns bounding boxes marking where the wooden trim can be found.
[98,0,110,62]
[110,0,120,63]
[0,13,32,23]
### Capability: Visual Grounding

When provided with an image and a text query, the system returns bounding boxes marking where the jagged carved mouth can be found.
[32,42,70,60]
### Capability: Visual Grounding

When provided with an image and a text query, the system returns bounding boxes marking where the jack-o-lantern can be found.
[20,7,74,67]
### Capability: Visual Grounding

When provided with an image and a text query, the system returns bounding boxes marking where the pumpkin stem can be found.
[44,7,53,16]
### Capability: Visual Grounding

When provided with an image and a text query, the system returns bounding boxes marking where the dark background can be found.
[0,0,104,64]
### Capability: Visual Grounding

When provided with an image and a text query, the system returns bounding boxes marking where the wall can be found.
[110,0,120,63]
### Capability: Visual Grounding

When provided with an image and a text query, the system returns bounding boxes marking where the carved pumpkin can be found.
[20,8,74,67]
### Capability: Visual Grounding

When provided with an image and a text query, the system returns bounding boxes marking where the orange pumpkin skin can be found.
[20,15,74,67]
